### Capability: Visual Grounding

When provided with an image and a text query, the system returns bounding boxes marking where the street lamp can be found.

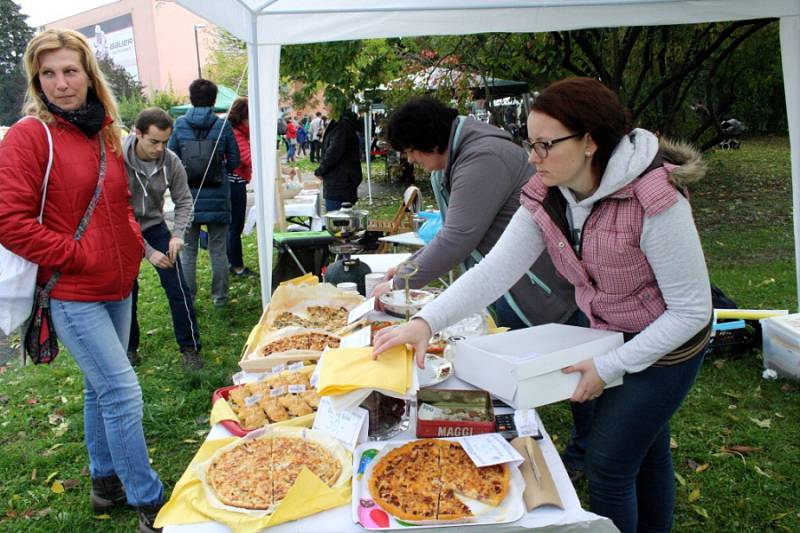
[193,23,206,79]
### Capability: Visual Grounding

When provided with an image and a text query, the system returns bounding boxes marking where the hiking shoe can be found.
[127,350,141,367]
[136,502,163,533]
[181,349,203,370]
[90,474,127,513]
[230,267,255,278]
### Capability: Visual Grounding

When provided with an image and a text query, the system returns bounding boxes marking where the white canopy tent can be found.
[176,0,800,309]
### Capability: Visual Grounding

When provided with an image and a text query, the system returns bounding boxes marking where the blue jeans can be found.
[586,352,705,532]
[50,296,163,507]
[227,180,247,270]
[325,199,350,212]
[129,222,201,353]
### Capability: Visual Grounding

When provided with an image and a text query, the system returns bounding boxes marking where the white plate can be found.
[417,354,453,388]
[351,439,525,530]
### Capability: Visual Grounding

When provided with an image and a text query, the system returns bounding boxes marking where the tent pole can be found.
[365,104,373,204]
[780,16,800,311]
[248,37,282,307]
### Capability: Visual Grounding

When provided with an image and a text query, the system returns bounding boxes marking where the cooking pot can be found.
[324,203,368,241]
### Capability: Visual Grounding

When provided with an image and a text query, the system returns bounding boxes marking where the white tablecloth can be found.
[244,189,324,235]
[378,231,425,248]
[164,375,617,533]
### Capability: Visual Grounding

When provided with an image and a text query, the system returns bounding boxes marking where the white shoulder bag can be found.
[0,117,54,335]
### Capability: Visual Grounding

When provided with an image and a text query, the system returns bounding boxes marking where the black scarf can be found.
[43,88,106,138]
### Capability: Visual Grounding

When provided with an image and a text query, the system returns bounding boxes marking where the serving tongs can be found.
[395,259,420,320]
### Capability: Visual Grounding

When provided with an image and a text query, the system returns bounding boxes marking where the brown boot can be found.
[137,502,163,533]
[90,474,127,512]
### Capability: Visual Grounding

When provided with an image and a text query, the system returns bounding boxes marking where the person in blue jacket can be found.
[168,79,240,308]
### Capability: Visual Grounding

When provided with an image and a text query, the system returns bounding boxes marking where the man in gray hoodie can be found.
[124,107,202,370]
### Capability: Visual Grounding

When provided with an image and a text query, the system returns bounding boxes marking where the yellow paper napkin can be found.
[317,345,412,396]
[154,438,350,533]
[279,273,318,286]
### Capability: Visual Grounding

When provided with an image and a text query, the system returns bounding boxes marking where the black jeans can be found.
[129,222,201,353]
[226,180,248,269]
[310,140,321,162]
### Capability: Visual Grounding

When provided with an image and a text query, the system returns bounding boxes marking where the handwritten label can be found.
[340,326,372,348]
[312,396,369,451]
[244,393,263,407]
[270,386,286,397]
[514,409,541,438]
[347,297,376,324]
[287,384,306,394]
[457,433,524,468]
[287,362,305,372]
[269,364,287,375]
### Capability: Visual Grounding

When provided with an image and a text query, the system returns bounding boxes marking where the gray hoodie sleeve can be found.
[393,150,519,289]
[167,150,194,239]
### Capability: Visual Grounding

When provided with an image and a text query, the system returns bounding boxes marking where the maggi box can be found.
[416,389,495,438]
[453,324,624,409]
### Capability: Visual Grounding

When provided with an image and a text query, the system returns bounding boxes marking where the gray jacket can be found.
[394,117,576,326]
[123,134,193,260]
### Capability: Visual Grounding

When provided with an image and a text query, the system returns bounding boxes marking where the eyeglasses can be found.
[523,133,583,159]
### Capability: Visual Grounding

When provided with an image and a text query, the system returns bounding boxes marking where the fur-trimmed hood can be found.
[660,137,706,186]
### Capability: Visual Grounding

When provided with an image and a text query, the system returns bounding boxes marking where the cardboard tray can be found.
[416,389,495,438]
[211,385,316,436]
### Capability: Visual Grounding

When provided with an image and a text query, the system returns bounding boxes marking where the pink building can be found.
[45,0,216,97]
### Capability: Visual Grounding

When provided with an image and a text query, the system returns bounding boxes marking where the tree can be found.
[97,56,144,102]
[205,29,248,93]
[0,0,34,125]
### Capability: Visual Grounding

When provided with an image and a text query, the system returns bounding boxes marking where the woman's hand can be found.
[563,358,606,403]
[372,318,432,369]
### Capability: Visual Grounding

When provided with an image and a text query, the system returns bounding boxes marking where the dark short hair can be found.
[532,77,632,177]
[228,97,248,127]
[386,96,458,154]
[315,111,321,117]
[135,107,173,134]
[189,78,218,107]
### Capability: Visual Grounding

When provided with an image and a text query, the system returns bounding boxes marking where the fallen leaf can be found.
[754,465,772,478]
[0,395,9,404]
[692,505,710,519]
[62,479,79,490]
[26,398,39,405]
[723,390,742,400]
[44,471,59,484]
[31,468,37,481]
[722,445,762,455]
[47,413,65,426]
[774,412,784,419]
[696,463,710,473]
[5,510,17,518]
[42,443,63,457]
[688,488,701,502]
[80,466,89,477]
[52,421,70,437]
[94,514,112,520]
[687,459,700,470]
[713,359,725,369]
[750,417,772,429]
[182,439,197,444]
[51,481,64,494]
[781,383,797,393]
[35,508,53,518]
[674,472,687,486]
[670,437,678,449]
[0,365,9,375]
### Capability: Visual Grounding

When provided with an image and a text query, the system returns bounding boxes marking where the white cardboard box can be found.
[760,313,800,380]
[453,324,624,408]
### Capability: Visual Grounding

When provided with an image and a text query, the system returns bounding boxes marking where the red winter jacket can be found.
[0,115,144,301]
[232,124,252,183]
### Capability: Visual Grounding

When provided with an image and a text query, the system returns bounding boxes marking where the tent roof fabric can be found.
[179,0,800,45]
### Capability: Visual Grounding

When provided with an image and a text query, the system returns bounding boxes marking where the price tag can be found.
[287,362,305,372]
[340,326,372,348]
[244,392,263,407]
[312,396,369,451]
[270,386,286,397]
[513,409,541,438]
[287,384,306,394]
[347,297,375,324]
[269,364,287,375]
[456,433,524,468]
[417,402,446,421]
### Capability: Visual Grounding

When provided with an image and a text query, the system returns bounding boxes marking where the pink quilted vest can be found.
[520,164,681,333]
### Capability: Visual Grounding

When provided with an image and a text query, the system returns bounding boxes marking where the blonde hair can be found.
[23,28,122,153]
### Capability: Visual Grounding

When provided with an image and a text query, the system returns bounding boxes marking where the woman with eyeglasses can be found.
[374,77,712,532]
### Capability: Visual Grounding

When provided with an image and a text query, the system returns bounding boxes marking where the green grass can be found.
[1,137,799,531]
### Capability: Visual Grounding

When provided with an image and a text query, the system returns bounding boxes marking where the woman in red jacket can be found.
[0,29,164,533]
[227,97,254,277]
